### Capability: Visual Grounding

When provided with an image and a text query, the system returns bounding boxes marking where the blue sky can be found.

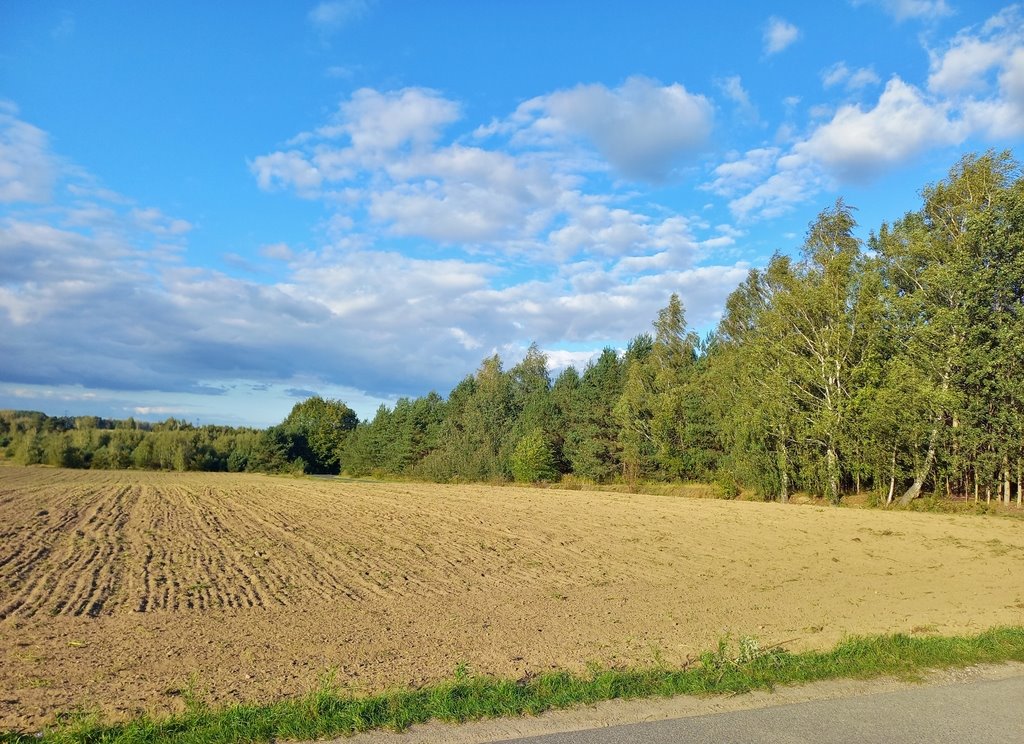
[1,1,1022,426]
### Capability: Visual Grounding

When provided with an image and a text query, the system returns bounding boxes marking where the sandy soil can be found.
[1,466,1022,730]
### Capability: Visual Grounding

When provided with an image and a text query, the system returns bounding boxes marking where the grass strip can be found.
[5,626,1024,744]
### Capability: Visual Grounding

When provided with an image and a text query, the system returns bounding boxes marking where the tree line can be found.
[0,396,357,475]
[2,151,1021,506]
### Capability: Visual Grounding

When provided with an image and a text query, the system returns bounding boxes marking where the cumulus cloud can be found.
[324,87,461,153]
[251,87,463,198]
[249,83,720,258]
[764,17,800,55]
[716,73,970,220]
[925,5,1024,136]
[506,76,714,182]
[250,150,323,195]
[131,207,192,235]
[371,144,563,243]
[796,77,964,183]
[929,36,1014,94]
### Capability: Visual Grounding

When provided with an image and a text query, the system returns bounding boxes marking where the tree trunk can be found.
[1003,457,1011,504]
[1017,459,1021,508]
[899,423,939,505]
[827,446,840,504]
[778,436,789,504]
[886,445,897,505]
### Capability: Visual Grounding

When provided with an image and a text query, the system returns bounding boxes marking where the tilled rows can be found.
[0,469,662,620]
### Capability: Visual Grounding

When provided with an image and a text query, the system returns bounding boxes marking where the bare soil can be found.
[1,466,1022,730]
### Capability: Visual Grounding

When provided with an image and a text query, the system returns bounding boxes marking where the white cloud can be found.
[704,147,781,198]
[721,4,1024,222]
[131,207,192,236]
[250,85,719,257]
[543,348,603,375]
[847,67,882,90]
[854,0,952,22]
[727,163,823,221]
[822,62,850,88]
[1002,47,1024,105]
[797,77,964,183]
[720,77,958,218]
[0,104,56,203]
[260,242,294,261]
[764,17,800,55]
[326,87,461,153]
[509,76,714,181]
[717,75,757,119]
[928,36,1013,94]
[2,198,746,402]
[249,150,323,195]
[256,87,462,194]
[926,3,1024,121]
[367,144,564,243]
[308,0,369,33]
[822,62,881,91]
[369,179,536,243]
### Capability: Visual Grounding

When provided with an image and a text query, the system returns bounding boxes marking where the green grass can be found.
[5,627,1024,744]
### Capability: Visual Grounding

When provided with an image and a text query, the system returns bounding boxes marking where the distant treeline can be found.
[3,152,1022,506]
[0,396,357,475]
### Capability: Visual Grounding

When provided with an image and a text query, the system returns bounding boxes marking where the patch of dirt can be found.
[1,466,1023,730]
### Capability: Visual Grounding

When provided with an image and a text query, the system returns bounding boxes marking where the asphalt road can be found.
[488,675,1024,744]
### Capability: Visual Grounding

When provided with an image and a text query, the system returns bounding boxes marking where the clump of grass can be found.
[5,627,1024,744]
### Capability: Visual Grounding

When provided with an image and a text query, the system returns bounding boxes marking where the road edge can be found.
[337,661,1024,744]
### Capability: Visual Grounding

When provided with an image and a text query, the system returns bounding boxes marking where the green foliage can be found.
[562,348,623,482]
[713,469,741,499]
[280,396,358,474]
[510,427,557,483]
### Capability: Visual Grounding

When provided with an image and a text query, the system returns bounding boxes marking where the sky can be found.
[1,1,1023,427]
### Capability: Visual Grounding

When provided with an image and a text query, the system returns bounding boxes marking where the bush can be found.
[510,428,556,483]
[714,469,741,499]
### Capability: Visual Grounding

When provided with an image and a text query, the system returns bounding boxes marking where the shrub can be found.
[714,469,741,499]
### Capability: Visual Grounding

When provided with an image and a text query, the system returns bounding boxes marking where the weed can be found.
[181,673,208,714]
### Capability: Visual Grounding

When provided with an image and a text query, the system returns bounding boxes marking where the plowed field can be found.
[1,466,1022,730]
